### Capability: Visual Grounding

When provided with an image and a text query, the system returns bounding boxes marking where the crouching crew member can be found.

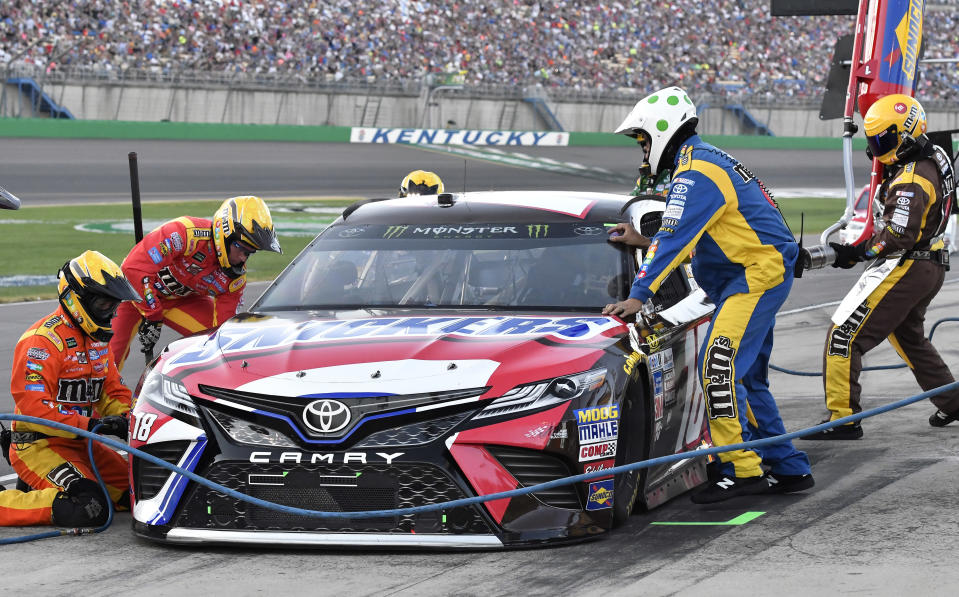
[0,251,139,526]
[804,94,959,439]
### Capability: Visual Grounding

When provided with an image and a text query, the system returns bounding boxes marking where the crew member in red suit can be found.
[109,195,281,370]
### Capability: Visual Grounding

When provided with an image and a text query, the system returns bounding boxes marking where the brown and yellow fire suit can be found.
[823,153,959,420]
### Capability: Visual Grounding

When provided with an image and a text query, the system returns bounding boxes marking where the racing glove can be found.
[88,414,129,441]
[138,318,163,354]
[829,242,866,269]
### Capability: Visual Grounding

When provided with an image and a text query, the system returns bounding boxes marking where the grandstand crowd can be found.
[0,0,957,102]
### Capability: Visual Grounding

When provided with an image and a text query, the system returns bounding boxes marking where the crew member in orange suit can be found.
[0,251,139,526]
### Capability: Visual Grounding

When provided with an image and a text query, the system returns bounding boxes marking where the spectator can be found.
[0,1,956,102]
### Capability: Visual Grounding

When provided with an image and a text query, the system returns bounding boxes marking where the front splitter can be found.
[165,528,504,548]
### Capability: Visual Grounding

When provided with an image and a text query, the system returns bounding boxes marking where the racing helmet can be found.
[399,170,444,197]
[57,250,139,342]
[212,195,282,276]
[614,86,698,176]
[863,94,927,165]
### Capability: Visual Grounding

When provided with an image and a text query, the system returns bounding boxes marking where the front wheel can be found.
[612,379,649,526]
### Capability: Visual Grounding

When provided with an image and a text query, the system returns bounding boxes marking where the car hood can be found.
[156,310,628,399]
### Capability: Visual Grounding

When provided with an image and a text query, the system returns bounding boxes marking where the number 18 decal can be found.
[132,412,158,442]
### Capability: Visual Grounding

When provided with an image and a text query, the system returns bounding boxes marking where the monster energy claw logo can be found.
[704,336,736,419]
[527,224,549,238]
[383,225,409,239]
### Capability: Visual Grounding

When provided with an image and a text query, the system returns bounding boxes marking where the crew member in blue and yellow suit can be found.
[604,86,813,504]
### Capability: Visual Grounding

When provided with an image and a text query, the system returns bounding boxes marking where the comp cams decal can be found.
[579,440,617,462]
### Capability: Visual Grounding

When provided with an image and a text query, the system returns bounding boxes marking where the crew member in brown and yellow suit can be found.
[803,94,959,439]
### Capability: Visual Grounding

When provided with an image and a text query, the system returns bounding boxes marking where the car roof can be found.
[340,190,634,225]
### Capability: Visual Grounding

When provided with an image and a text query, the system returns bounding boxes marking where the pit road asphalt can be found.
[0,140,957,596]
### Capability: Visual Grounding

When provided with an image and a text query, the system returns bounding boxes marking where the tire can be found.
[612,376,649,526]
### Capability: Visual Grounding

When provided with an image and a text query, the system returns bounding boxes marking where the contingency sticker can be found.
[579,440,617,462]
[586,479,614,511]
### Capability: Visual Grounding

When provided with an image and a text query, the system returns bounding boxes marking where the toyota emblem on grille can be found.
[302,399,351,433]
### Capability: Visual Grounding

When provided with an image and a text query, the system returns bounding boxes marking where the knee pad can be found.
[51,479,109,527]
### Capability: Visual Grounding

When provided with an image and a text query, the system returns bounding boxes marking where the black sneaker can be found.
[765,472,815,494]
[929,409,959,428]
[800,422,863,440]
[690,474,767,504]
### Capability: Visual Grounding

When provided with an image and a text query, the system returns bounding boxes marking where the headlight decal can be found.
[475,368,607,420]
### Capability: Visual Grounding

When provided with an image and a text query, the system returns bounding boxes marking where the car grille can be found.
[487,446,582,510]
[175,462,492,534]
[133,441,191,501]
[354,410,473,448]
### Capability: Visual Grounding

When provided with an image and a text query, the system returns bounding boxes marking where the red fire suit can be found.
[1,306,131,526]
[109,216,246,370]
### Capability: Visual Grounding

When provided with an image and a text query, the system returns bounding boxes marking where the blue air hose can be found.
[1,378,957,529]
[770,317,959,377]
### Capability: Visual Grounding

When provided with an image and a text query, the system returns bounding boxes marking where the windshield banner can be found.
[350,127,569,146]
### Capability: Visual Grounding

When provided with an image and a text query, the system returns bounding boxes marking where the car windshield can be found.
[256,221,629,311]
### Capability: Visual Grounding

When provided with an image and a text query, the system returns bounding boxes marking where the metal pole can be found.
[128,152,144,243]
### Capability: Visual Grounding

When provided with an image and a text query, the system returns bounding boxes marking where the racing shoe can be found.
[799,422,863,440]
[765,472,815,494]
[929,409,959,428]
[690,474,768,504]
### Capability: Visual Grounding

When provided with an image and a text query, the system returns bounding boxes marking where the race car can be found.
[840,184,957,252]
[129,190,714,548]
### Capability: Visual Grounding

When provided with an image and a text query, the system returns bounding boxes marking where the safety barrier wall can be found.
[5,80,959,137]
[0,117,873,150]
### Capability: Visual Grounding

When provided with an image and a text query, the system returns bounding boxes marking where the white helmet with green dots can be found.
[614,86,698,176]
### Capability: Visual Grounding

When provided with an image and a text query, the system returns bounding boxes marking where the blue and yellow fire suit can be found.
[628,135,810,479]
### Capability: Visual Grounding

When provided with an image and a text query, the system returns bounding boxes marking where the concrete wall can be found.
[3,80,958,137]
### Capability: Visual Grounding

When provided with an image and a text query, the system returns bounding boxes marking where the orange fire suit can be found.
[109,216,246,370]
[1,306,131,526]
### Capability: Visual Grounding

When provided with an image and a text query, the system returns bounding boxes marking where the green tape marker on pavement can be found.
[651,511,765,526]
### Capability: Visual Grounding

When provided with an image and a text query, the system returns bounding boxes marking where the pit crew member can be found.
[0,251,139,526]
[399,170,444,197]
[109,195,281,370]
[803,94,959,439]
[603,86,813,503]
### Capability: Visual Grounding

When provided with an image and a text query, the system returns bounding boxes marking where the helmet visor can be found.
[405,181,441,195]
[88,294,121,323]
[866,124,900,160]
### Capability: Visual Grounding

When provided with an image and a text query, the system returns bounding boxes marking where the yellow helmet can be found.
[57,250,139,343]
[399,170,444,197]
[212,196,282,276]
[863,94,927,165]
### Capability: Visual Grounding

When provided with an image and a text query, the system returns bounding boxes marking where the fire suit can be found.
[824,150,959,419]
[629,135,811,479]
[1,306,130,526]
[109,216,246,370]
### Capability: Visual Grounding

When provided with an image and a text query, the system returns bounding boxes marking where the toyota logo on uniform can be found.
[302,399,352,433]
